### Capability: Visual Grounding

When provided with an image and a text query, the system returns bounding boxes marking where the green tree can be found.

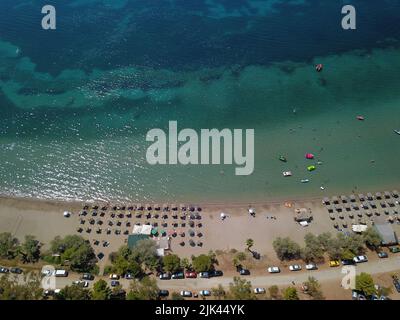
[363,227,382,249]
[302,233,325,262]
[326,238,343,260]
[273,237,301,261]
[131,239,160,272]
[180,257,191,270]
[48,235,97,272]
[192,254,213,273]
[19,235,41,263]
[163,254,181,273]
[228,277,256,300]
[57,284,91,300]
[245,239,254,251]
[212,284,226,300]
[317,233,333,250]
[91,279,112,300]
[356,273,376,296]
[112,255,142,277]
[339,233,365,256]
[126,277,159,300]
[283,287,299,300]
[268,285,281,300]
[340,249,355,261]
[303,277,324,300]
[0,232,19,259]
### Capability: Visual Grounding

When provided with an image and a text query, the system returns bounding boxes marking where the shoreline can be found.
[1,184,399,210]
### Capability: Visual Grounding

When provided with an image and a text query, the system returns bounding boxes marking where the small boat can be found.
[301,179,310,183]
[356,115,365,121]
[279,155,287,162]
[315,64,323,72]
[307,165,316,172]
[283,171,292,177]
[305,153,314,160]
[394,130,400,135]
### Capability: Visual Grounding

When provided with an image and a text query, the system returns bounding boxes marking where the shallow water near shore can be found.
[0,1,400,203]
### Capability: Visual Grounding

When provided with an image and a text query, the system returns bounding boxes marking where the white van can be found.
[54,269,69,277]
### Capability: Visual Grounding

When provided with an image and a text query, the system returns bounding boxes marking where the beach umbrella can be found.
[151,228,158,235]
[248,208,255,215]
[180,241,185,246]
[197,241,203,247]
[220,212,226,220]
[189,240,195,247]
[305,153,314,159]
[168,230,176,236]
[189,229,195,237]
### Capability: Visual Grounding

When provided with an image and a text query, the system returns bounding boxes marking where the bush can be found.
[0,232,19,260]
[283,287,299,300]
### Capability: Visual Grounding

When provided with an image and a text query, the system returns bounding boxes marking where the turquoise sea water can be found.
[0,1,400,203]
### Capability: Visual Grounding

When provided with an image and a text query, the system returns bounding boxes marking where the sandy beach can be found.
[2,191,399,271]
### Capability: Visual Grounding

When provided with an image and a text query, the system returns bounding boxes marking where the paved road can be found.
[10,257,400,294]
[157,257,400,290]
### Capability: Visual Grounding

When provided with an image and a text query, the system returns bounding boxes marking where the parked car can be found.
[393,276,400,293]
[210,270,223,277]
[110,280,120,287]
[329,260,340,267]
[389,246,400,253]
[185,271,197,279]
[341,259,355,265]
[171,272,185,279]
[377,251,388,259]
[352,290,359,300]
[199,290,211,297]
[353,255,368,263]
[239,269,250,276]
[254,288,266,294]
[73,280,89,288]
[109,274,120,280]
[199,272,210,278]
[124,273,135,280]
[289,265,302,271]
[0,267,9,274]
[180,290,192,297]
[82,273,94,280]
[159,273,171,280]
[267,266,280,273]
[41,269,52,276]
[305,263,318,270]
[158,290,170,297]
[43,289,55,297]
[10,267,23,274]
